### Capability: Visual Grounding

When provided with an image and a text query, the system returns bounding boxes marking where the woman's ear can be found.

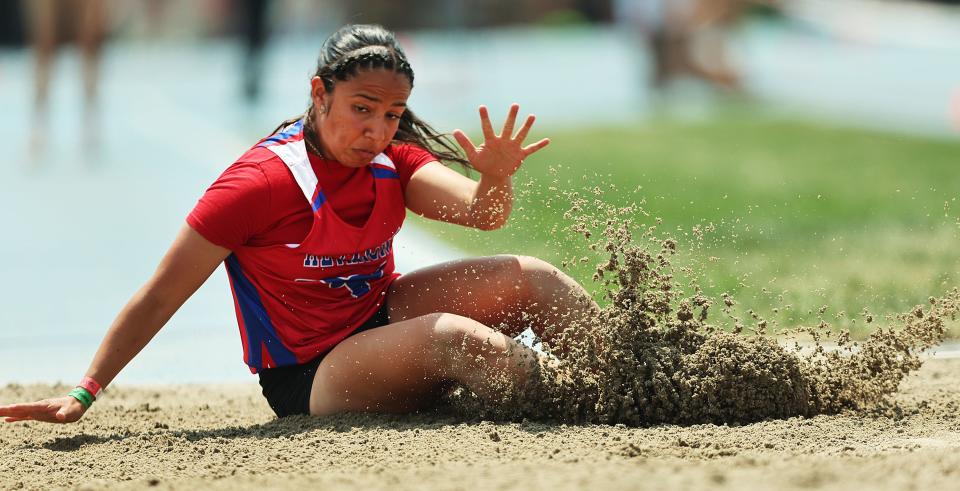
[310,76,328,110]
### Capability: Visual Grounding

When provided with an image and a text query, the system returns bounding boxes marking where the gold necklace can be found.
[302,117,326,159]
[304,132,324,157]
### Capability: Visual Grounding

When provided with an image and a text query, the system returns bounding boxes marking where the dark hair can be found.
[272,24,469,168]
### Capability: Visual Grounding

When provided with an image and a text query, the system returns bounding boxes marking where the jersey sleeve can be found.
[389,143,439,191]
[186,161,274,250]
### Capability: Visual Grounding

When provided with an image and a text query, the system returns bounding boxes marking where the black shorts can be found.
[257,300,391,418]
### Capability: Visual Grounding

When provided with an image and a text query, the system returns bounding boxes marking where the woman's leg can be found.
[74,0,106,112]
[309,312,536,416]
[27,0,56,155]
[386,255,598,347]
[308,255,596,416]
[74,0,107,154]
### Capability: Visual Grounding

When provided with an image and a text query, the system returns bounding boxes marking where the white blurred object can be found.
[394,222,465,273]
[781,0,960,51]
[612,0,697,32]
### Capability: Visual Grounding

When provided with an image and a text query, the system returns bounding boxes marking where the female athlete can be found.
[0,24,597,422]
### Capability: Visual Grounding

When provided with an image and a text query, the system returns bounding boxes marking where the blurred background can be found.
[1,0,958,384]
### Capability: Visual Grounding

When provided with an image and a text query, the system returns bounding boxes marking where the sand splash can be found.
[454,191,959,426]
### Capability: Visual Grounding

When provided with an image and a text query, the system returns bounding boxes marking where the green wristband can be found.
[68,387,94,409]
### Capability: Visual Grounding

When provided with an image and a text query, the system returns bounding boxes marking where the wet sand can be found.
[1,356,958,490]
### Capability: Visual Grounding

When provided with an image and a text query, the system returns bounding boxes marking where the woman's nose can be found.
[364,121,387,141]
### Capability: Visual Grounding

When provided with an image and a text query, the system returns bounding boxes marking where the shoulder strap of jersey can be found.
[262,119,316,203]
[371,153,396,169]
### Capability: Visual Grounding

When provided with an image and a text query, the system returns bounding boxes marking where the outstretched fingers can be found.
[501,103,520,138]
[522,138,551,157]
[8,413,65,424]
[478,106,496,140]
[463,104,550,169]
[0,402,40,416]
[0,400,63,423]
[452,129,478,161]
[513,114,536,143]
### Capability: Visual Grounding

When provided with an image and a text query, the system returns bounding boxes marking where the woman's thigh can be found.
[308,313,451,416]
[309,310,537,416]
[387,255,596,343]
[386,255,528,334]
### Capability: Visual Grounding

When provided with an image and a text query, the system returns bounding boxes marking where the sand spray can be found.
[446,181,959,425]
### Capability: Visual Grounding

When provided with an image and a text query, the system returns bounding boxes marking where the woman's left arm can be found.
[404,104,549,230]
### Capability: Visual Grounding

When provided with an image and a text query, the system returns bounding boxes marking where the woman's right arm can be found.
[0,223,230,423]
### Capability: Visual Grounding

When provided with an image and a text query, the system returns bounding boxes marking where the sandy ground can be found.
[0,357,957,491]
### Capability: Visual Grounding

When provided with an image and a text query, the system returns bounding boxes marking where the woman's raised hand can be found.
[0,396,86,424]
[452,104,550,180]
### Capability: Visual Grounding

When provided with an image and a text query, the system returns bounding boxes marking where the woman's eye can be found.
[387,113,401,120]
[354,105,369,113]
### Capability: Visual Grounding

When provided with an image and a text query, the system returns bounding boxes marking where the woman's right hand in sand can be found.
[0,396,86,423]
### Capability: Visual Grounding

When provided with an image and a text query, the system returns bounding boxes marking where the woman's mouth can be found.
[353,148,375,159]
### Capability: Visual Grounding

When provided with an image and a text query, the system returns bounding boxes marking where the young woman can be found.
[0,24,597,422]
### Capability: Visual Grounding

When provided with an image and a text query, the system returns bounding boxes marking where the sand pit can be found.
[5,187,958,490]
[1,356,959,490]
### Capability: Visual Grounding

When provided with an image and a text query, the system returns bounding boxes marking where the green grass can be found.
[410,112,960,338]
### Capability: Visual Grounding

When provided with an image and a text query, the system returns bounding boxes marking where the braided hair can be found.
[272,24,470,168]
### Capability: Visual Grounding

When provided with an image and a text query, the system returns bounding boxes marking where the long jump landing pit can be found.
[2,356,959,491]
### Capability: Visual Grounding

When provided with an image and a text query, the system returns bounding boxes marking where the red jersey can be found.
[187,119,434,372]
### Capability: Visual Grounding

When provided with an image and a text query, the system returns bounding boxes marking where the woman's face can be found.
[311,69,412,167]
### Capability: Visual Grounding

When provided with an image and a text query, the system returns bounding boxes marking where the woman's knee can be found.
[515,255,561,277]
[427,313,495,367]
[501,254,565,299]
[493,254,556,274]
